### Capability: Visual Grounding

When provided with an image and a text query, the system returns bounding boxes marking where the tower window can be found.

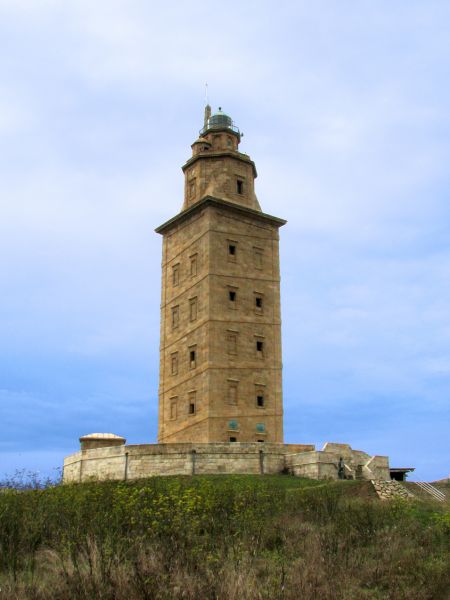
[171,352,179,376]
[228,286,238,309]
[228,382,238,405]
[189,347,197,369]
[172,264,180,286]
[227,240,238,262]
[254,248,263,270]
[257,394,264,407]
[227,332,238,355]
[190,254,198,277]
[188,391,196,415]
[170,398,177,420]
[229,437,237,442]
[189,297,198,321]
[236,179,244,194]
[256,340,264,352]
[255,295,263,313]
[189,179,196,198]
[171,306,179,329]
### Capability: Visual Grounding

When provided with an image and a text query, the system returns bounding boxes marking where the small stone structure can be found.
[63,439,389,483]
[79,433,126,451]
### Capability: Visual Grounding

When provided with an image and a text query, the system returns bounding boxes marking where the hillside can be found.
[0,475,449,599]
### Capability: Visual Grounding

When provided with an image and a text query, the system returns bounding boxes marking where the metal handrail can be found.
[418,481,446,499]
[199,123,240,136]
[415,481,446,501]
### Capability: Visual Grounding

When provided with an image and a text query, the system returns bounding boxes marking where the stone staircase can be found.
[371,480,449,502]
[371,479,415,501]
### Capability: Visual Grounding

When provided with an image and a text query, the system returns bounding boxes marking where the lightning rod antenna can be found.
[204,83,211,128]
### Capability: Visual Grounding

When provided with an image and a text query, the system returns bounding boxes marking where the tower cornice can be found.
[155,195,286,236]
[182,151,258,179]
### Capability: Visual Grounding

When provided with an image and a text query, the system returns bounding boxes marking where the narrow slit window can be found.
[190,254,198,277]
[171,306,179,329]
[172,264,180,286]
[236,180,244,194]
[229,290,236,302]
[171,353,178,376]
[256,340,264,356]
[227,241,237,263]
[257,394,264,407]
[189,348,197,369]
[189,297,198,322]
[227,332,237,355]
[170,399,177,420]
[188,391,196,415]
[255,295,263,313]
[228,383,238,405]
[254,249,263,270]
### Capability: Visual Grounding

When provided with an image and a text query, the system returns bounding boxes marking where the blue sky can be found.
[1,1,449,481]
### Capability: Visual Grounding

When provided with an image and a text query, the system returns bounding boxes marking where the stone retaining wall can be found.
[371,479,415,501]
[63,438,389,483]
[63,442,304,483]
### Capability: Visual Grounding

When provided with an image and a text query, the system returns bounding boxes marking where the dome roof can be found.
[200,106,240,137]
[208,108,233,129]
[79,433,125,440]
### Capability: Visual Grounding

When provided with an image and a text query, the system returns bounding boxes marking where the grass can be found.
[0,474,449,599]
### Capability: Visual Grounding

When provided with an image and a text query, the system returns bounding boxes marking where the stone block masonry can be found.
[63,438,389,483]
[156,197,285,444]
[156,107,285,445]
[371,479,415,501]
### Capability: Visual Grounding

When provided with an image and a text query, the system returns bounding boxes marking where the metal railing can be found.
[414,481,446,502]
[199,122,240,136]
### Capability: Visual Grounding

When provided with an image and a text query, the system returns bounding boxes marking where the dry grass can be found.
[0,475,449,599]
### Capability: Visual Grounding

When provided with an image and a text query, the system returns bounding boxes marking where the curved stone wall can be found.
[63,440,389,483]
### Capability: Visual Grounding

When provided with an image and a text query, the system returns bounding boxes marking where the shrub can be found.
[0,475,448,599]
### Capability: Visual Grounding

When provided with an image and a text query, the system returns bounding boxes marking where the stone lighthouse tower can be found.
[63,107,391,484]
[155,106,286,443]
